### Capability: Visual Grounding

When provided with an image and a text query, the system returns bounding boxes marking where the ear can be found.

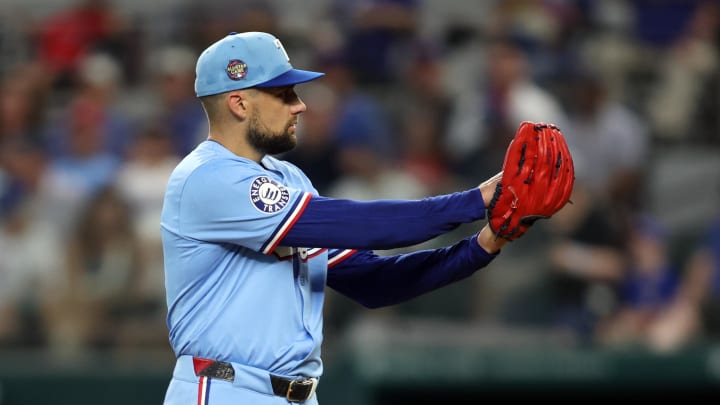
[226,90,249,120]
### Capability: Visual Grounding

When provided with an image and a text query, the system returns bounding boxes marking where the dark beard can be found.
[247,114,296,155]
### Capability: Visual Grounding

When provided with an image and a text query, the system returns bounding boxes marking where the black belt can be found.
[269,374,318,402]
[192,357,318,402]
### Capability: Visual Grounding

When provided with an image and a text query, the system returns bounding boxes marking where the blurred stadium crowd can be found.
[0,0,719,358]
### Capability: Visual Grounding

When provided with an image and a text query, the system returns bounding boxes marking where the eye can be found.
[265,86,297,103]
[282,88,298,102]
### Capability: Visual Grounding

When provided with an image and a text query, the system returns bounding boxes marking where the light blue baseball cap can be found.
[194,31,325,97]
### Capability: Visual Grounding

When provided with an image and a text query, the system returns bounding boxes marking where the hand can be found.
[478,171,502,208]
[477,224,507,254]
[486,122,574,241]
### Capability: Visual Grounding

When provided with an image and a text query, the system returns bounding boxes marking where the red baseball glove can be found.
[487,121,575,241]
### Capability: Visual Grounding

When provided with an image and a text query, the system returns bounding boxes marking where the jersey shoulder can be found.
[169,142,263,184]
[164,142,268,217]
[262,156,317,193]
[262,155,306,178]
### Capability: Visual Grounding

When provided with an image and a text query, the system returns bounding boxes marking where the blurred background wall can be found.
[0,0,719,402]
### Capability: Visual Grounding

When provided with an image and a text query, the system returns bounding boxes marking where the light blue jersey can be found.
[161,140,334,378]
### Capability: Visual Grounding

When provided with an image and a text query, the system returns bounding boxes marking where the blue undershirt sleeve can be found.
[326,234,499,308]
[281,189,485,250]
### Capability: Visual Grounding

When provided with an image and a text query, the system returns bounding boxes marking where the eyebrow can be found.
[263,85,294,93]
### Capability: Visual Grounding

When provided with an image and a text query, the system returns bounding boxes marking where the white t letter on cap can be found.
[274,39,290,62]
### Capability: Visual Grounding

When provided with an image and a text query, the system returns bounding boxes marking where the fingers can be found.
[477,224,507,253]
[479,171,503,207]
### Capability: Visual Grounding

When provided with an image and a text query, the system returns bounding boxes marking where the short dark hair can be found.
[199,89,258,122]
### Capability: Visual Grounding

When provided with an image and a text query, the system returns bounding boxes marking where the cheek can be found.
[253,109,281,130]
[271,113,292,133]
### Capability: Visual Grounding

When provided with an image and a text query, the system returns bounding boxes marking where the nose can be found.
[291,97,307,115]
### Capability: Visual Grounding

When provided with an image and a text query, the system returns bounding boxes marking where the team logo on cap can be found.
[226,59,248,80]
[250,176,290,214]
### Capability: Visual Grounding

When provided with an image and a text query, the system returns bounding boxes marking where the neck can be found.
[208,126,263,163]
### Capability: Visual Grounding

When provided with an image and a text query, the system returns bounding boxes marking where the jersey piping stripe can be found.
[261,192,312,255]
[307,248,327,259]
[197,376,209,405]
[328,249,357,268]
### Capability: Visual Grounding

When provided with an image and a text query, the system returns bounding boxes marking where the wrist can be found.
[477,225,506,254]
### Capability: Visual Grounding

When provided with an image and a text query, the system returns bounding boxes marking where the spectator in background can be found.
[398,106,453,195]
[644,1,719,143]
[40,94,122,233]
[331,0,420,86]
[43,187,143,352]
[150,45,207,157]
[111,127,176,348]
[445,35,567,182]
[328,83,429,200]
[0,138,53,236]
[115,126,179,322]
[0,5,34,77]
[563,67,650,211]
[391,41,457,194]
[0,196,59,347]
[35,0,129,89]
[316,47,419,200]
[0,142,62,348]
[632,0,711,48]
[649,213,720,351]
[502,185,628,344]
[327,132,428,202]
[319,49,397,160]
[0,65,50,147]
[322,49,426,201]
[189,1,281,50]
[596,215,680,349]
[43,52,135,159]
[282,82,341,195]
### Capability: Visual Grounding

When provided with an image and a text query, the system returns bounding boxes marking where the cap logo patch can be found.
[274,38,290,62]
[250,176,290,214]
[226,59,248,80]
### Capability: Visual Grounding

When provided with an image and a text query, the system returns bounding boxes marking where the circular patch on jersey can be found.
[249,176,290,214]
[226,59,248,80]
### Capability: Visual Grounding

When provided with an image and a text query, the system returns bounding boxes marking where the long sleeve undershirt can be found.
[281,189,485,250]
[326,235,498,308]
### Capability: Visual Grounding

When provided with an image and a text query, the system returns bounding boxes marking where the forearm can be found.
[281,189,485,250]
[326,234,499,308]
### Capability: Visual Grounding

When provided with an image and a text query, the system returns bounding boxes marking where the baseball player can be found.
[161,32,572,405]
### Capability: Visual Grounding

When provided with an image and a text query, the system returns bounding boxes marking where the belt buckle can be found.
[286,377,318,402]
